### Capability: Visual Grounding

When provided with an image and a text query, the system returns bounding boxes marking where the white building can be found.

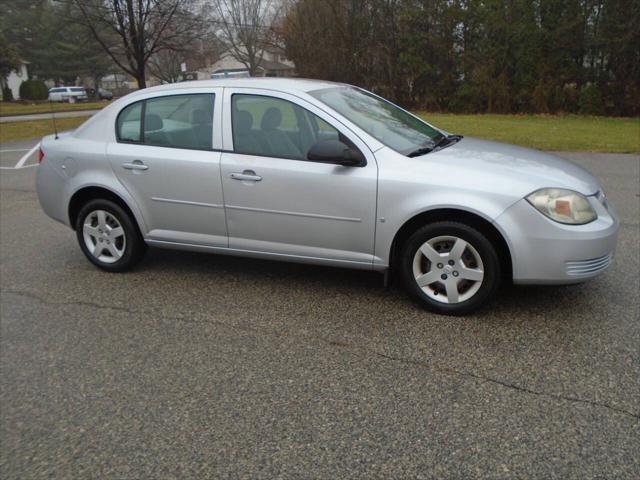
[1,60,29,100]
[205,48,295,79]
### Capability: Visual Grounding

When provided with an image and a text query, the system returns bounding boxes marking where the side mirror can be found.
[307,140,365,167]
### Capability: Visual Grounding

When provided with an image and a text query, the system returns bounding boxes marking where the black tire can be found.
[75,199,146,272]
[399,221,501,315]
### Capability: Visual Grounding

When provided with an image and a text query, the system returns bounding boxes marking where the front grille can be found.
[566,254,612,276]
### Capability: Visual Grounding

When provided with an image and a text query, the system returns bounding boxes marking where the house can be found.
[99,73,161,94]
[1,60,29,100]
[206,47,295,79]
[101,74,137,91]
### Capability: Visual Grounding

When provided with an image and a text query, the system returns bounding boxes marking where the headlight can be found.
[526,188,597,225]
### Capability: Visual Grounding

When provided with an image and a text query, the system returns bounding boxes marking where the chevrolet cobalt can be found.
[36,79,618,314]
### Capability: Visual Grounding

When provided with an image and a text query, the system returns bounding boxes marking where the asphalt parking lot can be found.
[1,139,639,478]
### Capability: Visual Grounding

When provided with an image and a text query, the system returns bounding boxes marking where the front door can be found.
[107,90,227,246]
[219,89,378,267]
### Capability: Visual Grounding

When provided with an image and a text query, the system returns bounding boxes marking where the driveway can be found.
[1,141,638,478]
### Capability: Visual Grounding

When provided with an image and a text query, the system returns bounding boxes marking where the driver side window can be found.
[231,94,343,161]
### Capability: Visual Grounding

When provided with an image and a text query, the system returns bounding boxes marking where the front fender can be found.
[374,186,518,267]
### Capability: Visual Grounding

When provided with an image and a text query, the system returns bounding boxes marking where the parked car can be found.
[35,78,618,314]
[48,86,88,103]
[85,87,112,100]
[98,88,113,100]
[211,69,251,79]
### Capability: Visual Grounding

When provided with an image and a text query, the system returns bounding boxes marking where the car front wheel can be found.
[399,221,501,315]
[75,199,146,272]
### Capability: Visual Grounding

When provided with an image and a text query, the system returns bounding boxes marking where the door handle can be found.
[230,171,262,182]
[122,160,148,171]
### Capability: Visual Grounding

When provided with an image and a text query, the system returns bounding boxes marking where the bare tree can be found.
[0,34,21,96]
[148,49,184,84]
[213,0,277,76]
[71,0,210,88]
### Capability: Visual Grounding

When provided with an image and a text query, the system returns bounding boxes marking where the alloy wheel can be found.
[412,235,484,304]
[82,210,126,264]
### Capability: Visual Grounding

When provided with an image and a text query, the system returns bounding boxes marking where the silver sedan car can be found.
[36,78,618,314]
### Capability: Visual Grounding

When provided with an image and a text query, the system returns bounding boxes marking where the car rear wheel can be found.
[75,199,146,272]
[399,221,501,315]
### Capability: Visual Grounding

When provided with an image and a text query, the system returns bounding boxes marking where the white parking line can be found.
[0,148,31,153]
[0,164,38,170]
[14,143,40,168]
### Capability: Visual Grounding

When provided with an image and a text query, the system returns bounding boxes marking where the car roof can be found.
[135,77,349,95]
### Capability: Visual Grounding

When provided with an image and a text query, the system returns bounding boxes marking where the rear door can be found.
[107,88,228,246]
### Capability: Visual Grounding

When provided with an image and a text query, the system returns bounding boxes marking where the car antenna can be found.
[49,98,59,139]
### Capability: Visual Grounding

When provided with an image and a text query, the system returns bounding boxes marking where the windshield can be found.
[310,87,444,155]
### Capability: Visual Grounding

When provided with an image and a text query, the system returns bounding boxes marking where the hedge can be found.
[19,79,48,100]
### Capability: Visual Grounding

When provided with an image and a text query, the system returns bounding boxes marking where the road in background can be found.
[1,144,639,478]
[0,110,99,123]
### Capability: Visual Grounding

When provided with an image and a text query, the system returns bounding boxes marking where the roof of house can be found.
[259,59,294,71]
[211,67,257,74]
[103,73,131,82]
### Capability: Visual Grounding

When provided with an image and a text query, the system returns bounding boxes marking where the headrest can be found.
[144,113,163,132]
[192,109,209,124]
[261,107,282,131]
[234,110,253,133]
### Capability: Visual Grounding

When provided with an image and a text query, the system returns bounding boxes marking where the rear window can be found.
[116,94,215,150]
[117,102,143,142]
[70,87,85,92]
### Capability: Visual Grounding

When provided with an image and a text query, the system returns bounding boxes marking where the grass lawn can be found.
[418,112,639,153]
[0,100,112,117]
[0,117,89,143]
[1,110,638,153]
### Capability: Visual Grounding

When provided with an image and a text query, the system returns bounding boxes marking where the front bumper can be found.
[494,196,618,284]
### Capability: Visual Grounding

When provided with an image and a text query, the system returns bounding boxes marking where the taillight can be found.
[38,148,44,163]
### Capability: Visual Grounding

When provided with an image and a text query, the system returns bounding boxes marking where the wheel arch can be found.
[68,186,144,234]
[389,208,513,279]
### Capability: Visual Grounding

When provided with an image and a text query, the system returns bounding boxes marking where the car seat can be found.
[191,108,213,149]
[144,113,169,146]
[260,107,303,159]
[233,110,266,155]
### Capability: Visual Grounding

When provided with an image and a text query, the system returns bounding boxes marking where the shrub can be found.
[556,84,579,113]
[19,79,48,100]
[578,83,605,115]
[2,86,13,101]
[531,84,548,113]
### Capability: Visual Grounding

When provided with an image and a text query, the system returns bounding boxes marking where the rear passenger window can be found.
[117,102,142,142]
[144,94,214,150]
[116,94,214,150]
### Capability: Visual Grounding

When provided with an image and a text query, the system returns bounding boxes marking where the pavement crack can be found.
[3,289,143,316]
[0,188,37,194]
[5,288,639,421]
[366,349,640,420]
[1,289,276,339]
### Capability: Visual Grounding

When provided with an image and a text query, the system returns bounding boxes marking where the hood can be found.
[432,137,600,196]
